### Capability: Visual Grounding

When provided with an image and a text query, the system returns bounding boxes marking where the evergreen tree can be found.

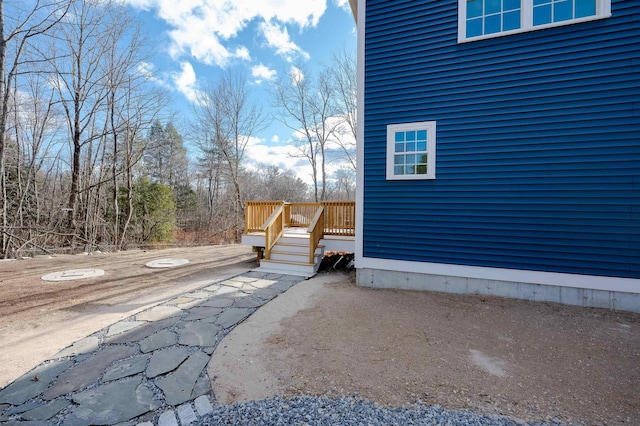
[142,120,188,189]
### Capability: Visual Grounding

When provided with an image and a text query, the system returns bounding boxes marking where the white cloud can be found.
[171,62,200,103]
[243,136,312,185]
[124,0,326,67]
[251,64,277,84]
[244,133,353,186]
[259,20,310,62]
[289,65,305,85]
[166,17,249,66]
[334,0,351,14]
[120,0,154,8]
[137,61,154,76]
[137,61,172,89]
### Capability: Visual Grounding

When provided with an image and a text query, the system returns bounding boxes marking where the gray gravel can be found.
[197,395,560,425]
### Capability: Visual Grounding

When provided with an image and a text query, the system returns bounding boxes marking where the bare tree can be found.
[193,71,265,240]
[329,46,357,172]
[5,70,62,254]
[193,124,223,222]
[273,65,339,201]
[0,0,69,256]
[102,16,152,249]
[242,163,310,202]
[47,0,165,250]
[114,82,168,250]
[326,166,355,201]
[47,0,114,246]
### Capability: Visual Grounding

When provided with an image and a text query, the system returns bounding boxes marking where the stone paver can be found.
[54,336,100,359]
[20,398,68,421]
[252,287,281,301]
[183,291,211,299]
[200,298,233,308]
[247,278,278,289]
[103,354,150,382]
[230,275,258,283]
[106,321,145,337]
[3,400,40,417]
[215,308,253,329]
[232,298,264,308]
[156,351,210,406]
[139,329,177,353]
[194,396,213,416]
[183,306,224,321]
[177,321,221,346]
[0,271,304,425]
[191,376,211,399]
[43,345,138,400]
[146,348,189,379]
[177,404,197,425]
[136,306,183,322]
[108,317,181,345]
[169,297,202,309]
[157,411,178,426]
[206,285,237,296]
[219,279,245,288]
[69,376,158,425]
[0,360,73,405]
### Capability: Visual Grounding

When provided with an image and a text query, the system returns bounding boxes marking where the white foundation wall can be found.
[356,267,640,313]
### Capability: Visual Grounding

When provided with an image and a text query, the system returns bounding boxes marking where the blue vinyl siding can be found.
[363,0,640,278]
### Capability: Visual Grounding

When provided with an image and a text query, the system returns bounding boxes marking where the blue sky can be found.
[122,0,357,183]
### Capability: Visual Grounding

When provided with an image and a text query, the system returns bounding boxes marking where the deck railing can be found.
[245,201,284,233]
[288,203,321,228]
[322,201,356,236]
[245,201,355,237]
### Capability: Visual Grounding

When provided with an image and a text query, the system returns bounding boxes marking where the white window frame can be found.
[386,121,437,181]
[458,0,612,43]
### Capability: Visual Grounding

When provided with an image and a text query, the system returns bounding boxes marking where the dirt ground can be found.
[2,248,639,426]
[211,272,640,426]
[0,244,256,387]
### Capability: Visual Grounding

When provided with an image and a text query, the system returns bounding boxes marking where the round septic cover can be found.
[145,258,189,268]
[42,268,105,282]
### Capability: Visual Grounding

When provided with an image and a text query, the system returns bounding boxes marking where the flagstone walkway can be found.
[0,271,305,425]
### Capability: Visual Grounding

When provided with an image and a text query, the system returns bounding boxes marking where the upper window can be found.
[532,0,597,25]
[466,0,522,38]
[459,0,611,42]
[386,121,436,180]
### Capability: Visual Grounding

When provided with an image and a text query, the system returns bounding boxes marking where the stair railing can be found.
[260,205,285,260]
[307,206,325,264]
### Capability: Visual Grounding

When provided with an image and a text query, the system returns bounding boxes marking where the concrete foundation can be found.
[356,268,640,313]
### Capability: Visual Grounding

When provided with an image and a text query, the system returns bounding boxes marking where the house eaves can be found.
[349,0,357,21]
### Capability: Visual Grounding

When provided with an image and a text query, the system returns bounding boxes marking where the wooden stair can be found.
[258,235,324,277]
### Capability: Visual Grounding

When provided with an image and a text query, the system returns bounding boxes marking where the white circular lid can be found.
[145,258,189,268]
[42,268,105,282]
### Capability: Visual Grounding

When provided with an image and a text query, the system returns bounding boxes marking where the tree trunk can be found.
[110,90,119,248]
[0,0,8,256]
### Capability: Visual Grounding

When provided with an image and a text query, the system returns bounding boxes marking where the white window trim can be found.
[386,121,436,181]
[457,0,612,43]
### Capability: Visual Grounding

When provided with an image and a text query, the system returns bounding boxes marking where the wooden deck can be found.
[242,201,355,275]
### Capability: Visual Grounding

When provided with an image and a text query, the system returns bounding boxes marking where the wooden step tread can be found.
[260,259,315,267]
[274,243,325,248]
[273,243,308,248]
[271,248,322,254]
